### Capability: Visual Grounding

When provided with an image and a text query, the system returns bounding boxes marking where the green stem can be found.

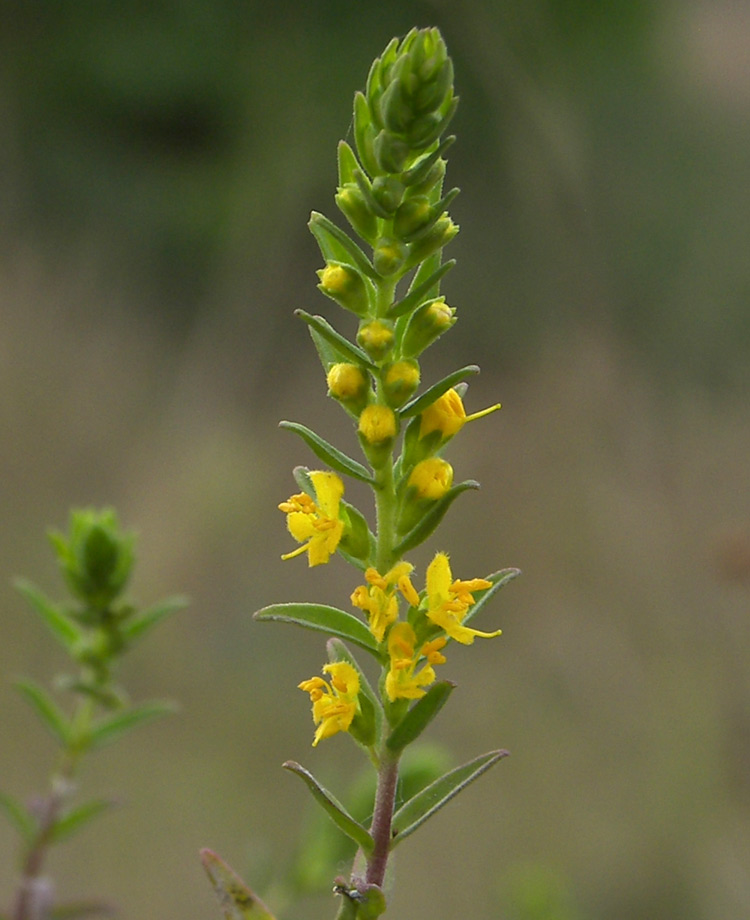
[374,456,397,573]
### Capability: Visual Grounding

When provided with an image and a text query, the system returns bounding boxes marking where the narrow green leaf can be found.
[463,568,522,628]
[0,790,36,842]
[254,604,379,656]
[309,211,379,280]
[400,365,480,418]
[337,140,359,187]
[387,260,455,319]
[307,323,341,372]
[394,481,480,556]
[201,849,277,920]
[283,761,375,854]
[327,638,384,748]
[13,578,82,650]
[14,679,71,747]
[88,700,177,751]
[50,798,116,844]
[279,421,373,484]
[295,310,375,369]
[121,595,188,644]
[385,681,455,753]
[391,749,509,847]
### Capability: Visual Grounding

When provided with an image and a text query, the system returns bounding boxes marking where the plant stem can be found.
[366,754,399,888]
[12,698,94,920]
[374,455,397,574]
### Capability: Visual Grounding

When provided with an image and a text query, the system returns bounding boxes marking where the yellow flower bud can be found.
[382,359,420,408]
[358,404,397,445]
[317,262,369,315]
[327,363,368,401]
[357,319,395,361]
[407,458,454,500]
[401,297,456,357]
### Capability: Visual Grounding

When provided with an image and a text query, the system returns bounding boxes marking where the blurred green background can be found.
[1,1,749,918]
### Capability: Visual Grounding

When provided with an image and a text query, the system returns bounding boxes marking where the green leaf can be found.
[201,849,278,920]
[50,798,116,844]
[387,260,456,319]
[254,604,380,657]
[279,420,373,484]
[307,322,342,372]
[337,140,360,186]
[385,681,455,753]
[394,481,480,556]
[309,211,379,280]
[295,310,375,369]
[14,679,71,747]
[13,578,82,650]
[463,567,522,628]
[0,790,36,842]
[121,595,188,644]
[327,638,383,748]
[400,365,480,417]
[391,749,509,847]
[88,700,177,751]
[339,499,375,565]
[283,761,375,855]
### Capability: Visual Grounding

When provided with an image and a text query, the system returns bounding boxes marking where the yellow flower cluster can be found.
[350,562,420,643]
[298,662,360,746]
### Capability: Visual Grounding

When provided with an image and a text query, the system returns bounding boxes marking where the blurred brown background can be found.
[1,2,749,918]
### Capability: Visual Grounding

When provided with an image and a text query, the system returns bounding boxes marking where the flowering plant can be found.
[202,27,519,920]
[2,509,185,920]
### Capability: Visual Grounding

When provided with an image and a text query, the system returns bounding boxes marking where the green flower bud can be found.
[373,237,408,277]
[393,196,433,242]
[317,262,370,316]
[403,158,446,197]
[49,508,135,611]
[405,215,458,268]
[371,175,404,214]
[382,359,420,408]
[401,297,456,357]
[357,319,395,361]
[335,184,379,244]
[373,129,410,174]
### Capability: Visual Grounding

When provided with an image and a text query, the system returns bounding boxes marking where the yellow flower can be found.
[385,622,447,701]
[358,405,397,445]
[298,662,360,746]
[278,471,344,566]
[424,552,500,644]
[407,457,454,500]
[351,561,420,643]
[419,388,501,440]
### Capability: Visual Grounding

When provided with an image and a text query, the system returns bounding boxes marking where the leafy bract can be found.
[254,603,380,657]
[279,421,373,484]
[283,761,374,855]
[391,749,509,847]
[385,681,455,753]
